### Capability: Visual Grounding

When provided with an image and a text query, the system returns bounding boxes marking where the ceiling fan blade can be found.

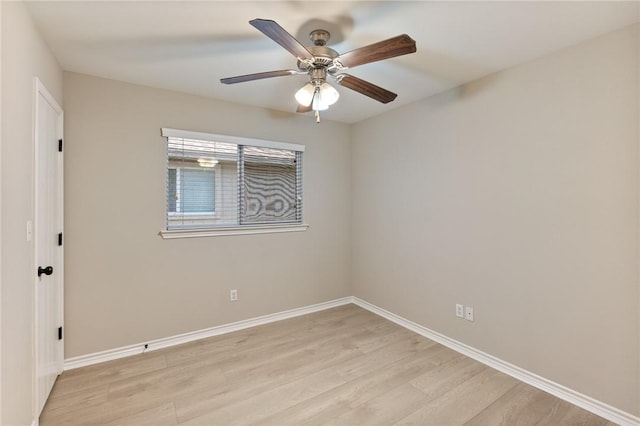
[296,103,312,113]
[335,34,416,69]
[336,74,397,104]
[220,69,298,84]
[250,19,314,61]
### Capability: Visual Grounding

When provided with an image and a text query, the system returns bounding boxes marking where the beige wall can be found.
[62,72,352,358]
[1,2,63,425]
[352,24,640,415]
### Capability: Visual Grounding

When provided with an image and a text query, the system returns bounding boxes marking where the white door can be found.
[34,78,64,416]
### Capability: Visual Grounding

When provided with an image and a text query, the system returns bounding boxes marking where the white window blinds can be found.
[162,129,304,231]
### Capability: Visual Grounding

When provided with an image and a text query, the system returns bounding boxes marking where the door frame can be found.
[32,77,64,420]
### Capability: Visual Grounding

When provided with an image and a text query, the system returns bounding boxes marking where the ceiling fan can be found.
[220,19,417,122]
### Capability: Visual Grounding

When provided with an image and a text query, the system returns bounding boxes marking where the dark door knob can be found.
[38,266,53,277]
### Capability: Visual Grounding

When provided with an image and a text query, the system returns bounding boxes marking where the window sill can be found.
[160,223,309,239]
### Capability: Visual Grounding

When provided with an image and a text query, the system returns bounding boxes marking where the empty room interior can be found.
[2,1,640,425]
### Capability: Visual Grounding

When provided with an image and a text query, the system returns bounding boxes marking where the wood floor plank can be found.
[180,368,347,425]
[106,363,228,410]
[173,308,379,423]
[39,382,109,423]
[103,402,177,426]
[164,304,364,368]
[409,354,488,400]
[471,385,615,426]
[534,399,614,426]
[173,337,364,423]
[260,342,450,425]
[52,351,167,397]
[335,334,437,381]
[396,368,520,425]
[40,304,614,426]
[332,383,430,426]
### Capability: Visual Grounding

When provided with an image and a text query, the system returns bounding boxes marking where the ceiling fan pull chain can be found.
[315,110,321,123]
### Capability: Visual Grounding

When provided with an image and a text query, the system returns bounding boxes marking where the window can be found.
[161,128,307,237]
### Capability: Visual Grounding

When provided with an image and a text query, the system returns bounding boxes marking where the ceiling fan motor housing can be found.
[308,67,328,85]
[297,45,339,71]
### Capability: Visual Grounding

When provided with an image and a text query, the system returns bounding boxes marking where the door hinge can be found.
[58,326,63,340]
[58,232,63,246]
[58,139,63,152]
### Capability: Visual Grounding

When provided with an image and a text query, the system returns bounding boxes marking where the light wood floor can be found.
[41,304,615,426]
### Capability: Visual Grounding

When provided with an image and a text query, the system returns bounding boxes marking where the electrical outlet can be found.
[455,304,464,318]
[230,289,238,301]
[465,306,474,322]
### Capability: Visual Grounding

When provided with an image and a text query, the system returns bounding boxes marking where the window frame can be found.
[160,128,309,239]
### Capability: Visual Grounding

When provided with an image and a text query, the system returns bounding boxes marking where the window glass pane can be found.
[242,147,297,224]
[168,168,177,212]
[181,168,215,213]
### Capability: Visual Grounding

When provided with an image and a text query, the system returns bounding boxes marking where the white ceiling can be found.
[26,1,639,124]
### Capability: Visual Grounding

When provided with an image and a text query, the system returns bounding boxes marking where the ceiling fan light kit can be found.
[295,68,340,111]
[295,83,338,110]
[221,19,417,123]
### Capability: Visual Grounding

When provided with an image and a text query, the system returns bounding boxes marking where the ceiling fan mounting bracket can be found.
[309,29,330,46]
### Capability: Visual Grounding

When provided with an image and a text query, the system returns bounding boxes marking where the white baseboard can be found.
[351,297,639,426]
[64,297,352,370]
[63,295,638,426]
